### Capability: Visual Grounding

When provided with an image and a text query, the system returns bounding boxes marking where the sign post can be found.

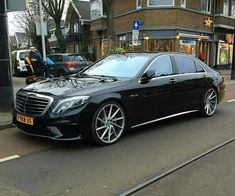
[132,20,140,46]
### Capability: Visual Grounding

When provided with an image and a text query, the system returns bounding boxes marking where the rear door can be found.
[171,55,208,111]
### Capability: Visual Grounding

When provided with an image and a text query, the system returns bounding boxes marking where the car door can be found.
[127,55,179,126]
[172,55,208,112]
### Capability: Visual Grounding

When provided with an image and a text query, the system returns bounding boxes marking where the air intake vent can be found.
[15,92,53,116]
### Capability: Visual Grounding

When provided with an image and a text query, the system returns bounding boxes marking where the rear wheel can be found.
[91,102,126,145]
[58,69,66,77]
[200,88,218,117]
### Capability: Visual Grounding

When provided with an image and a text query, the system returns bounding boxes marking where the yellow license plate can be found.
[16,114,34,126]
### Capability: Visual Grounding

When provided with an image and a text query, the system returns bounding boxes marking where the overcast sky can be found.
[7,0,89,36]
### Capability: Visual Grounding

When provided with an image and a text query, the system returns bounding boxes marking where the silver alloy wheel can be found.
[95,103,125,144]
[204,88,217,116]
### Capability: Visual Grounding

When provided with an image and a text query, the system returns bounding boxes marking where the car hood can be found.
[22,76,131,96]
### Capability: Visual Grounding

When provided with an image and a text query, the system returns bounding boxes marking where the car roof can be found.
[47,53,82,56]
[12,49,30,53]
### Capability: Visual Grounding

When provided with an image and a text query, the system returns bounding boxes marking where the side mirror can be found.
[141,69,156,83]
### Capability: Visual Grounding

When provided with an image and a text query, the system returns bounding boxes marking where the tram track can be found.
[117,136,235,196]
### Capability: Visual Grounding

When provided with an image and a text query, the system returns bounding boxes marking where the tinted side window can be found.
[195,61,205,72]
[50,55,63,62]
[48,56,55,62]
[148,55,173,77]
[174,56,197,74]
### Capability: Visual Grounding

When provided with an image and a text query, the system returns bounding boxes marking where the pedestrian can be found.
[198,52,205,62]
[28,47,44,77]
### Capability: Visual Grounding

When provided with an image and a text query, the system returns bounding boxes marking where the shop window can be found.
[148,55,173,76]
[174,56,197,74]
[179,40,196,57]
[149,40,173,52]
[148,0,174,7]
[217,43,229,65]
[136,0,142,9]
[180,0,186,8]
[201,0,211,13]
[119,35,127,49]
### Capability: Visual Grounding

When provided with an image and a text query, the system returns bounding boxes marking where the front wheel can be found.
[199,88,218,117]
[91,102,126,145]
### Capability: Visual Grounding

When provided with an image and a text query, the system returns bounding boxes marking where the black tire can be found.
[199,88,218,117]
[91,101,126,145]
[14,68,20,77]
[58,69,66,77]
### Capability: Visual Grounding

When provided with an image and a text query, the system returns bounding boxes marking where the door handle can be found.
[169,78,176,84]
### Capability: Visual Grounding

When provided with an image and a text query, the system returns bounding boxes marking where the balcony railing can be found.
[66,33,82,43]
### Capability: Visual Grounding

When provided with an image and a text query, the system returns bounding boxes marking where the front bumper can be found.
[12,109,91,141]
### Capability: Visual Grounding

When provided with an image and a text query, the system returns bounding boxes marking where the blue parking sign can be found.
[133,20,140,30]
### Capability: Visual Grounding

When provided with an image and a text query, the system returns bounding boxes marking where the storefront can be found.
[217,34,233,68]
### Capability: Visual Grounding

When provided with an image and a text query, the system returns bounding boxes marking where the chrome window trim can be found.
[131,110,198,128]
[139,54,208,83]
[15,92,54,116]
[139,54,173,82]
[148,72,208,82]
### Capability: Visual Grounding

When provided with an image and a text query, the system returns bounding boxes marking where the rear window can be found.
[19,52,27,60]
[48,55,63,62]
[68,55,85,61]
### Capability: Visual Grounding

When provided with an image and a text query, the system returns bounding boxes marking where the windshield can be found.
[83,54,151,78]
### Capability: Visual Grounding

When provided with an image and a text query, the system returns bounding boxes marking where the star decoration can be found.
[204,17,213,27]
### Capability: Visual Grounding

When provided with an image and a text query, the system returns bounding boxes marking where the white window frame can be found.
[201,0,211,13]
[136,0,142,9]
[73,23,79,33]
[180,0,186,8]
[223,0,229,16]
[147,0,174,7]
[232,0,235,17]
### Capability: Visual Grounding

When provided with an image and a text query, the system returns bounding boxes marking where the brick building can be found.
[90,0,235,68]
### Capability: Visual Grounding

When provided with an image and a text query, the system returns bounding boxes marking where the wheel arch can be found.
[92,94,130,129]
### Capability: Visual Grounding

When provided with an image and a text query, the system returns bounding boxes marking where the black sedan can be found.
[46,53,89,76]
[13,53,226,145]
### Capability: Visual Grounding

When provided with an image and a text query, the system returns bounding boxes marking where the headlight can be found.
[52,96,90,114]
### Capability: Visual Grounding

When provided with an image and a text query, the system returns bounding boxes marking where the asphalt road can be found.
[0,76,234,195]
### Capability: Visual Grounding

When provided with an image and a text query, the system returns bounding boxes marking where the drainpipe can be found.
[211,0,216,68]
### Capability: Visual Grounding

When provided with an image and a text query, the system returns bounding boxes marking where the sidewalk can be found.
[0,112,12,130]
[0,69,234,130]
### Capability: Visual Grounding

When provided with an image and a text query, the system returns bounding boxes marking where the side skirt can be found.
[131,110,198,129]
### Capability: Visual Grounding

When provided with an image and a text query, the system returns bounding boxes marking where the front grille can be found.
[15,92,53,116]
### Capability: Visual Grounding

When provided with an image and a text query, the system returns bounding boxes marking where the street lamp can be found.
[39,0,46,59]
[0,0,14,112]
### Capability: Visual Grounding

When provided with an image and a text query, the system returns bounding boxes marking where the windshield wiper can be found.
[87,75,117,81]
